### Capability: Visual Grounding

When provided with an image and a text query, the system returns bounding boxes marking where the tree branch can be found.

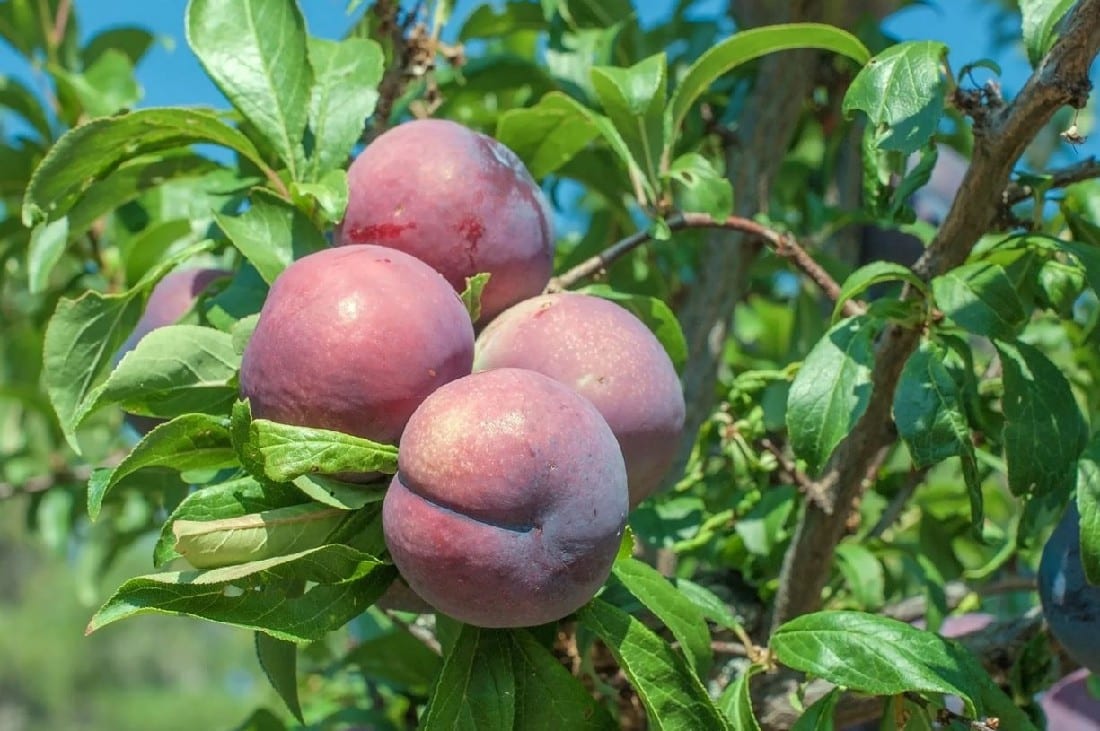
[546,213,863,317]
[769,0,1100,632]
[1003,154,1100,206]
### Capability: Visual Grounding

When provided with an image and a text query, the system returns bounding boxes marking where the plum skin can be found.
[473,292,685,506]
[240,245,475,450]
[1038,503,1100,674]
[383,368,628,629]
[336,118,554,322]
[115,267,227,434]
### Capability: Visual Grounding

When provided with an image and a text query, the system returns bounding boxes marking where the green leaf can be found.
[787,315,880,475]
[674,579,745,635]
[154,475,306,567]
[669,23,870,138]
[88,413,237,520]
[215,192,327,285]
[346,623,443,691]
[175,503,346,569]
[842,41,948,154]
[52,49,142,119]
[772,611,1038,729]
[231,708,287,731]
[290,474,382,510]
[500,89,643,198]
[577,597,731,730]
[255,632,303,723]
[82,26,156,68]
[68,153,224,245]
[460,272,491,323]
[22,108,270,226]
[591,52,666,189]
[716,664,762,730]
[772,611,978,713]
[834,543,885,610]
[0,74,51,139]
[496,92,599,179]
[306,36,382,179]
[1020,0,1075,66]
[26,217,69,294]
[233,405,399,483]
[579,284,687,372]
[832,260,926,323]
[997,340,1087,498]
[612,558,712,676]
[87,546,393,642]
[931,263,1027,341]
[420,624,613,730]
[186,0,312,178]
[894,340,983,527]
[791,689,841,731]
[82,324,239,423]
[289,168,348,224]
[666,153,732,222]
[460,2,547,40]
[1077,434,1100,585]
[43,244,214,452]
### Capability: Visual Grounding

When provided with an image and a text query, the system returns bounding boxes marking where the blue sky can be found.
[1,0,1096,160]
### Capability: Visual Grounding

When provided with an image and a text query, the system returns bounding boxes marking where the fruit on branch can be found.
[382,368,629,628]
[240,245,475,454]
[114,266,228,434]
[1039,668,1100,728]
[473,292,685,506]
[1038,503,1100,674]
[336,118,554,322]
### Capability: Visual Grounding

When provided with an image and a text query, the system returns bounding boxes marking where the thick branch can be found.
[770,0,1100,631]
[547,213,862,317]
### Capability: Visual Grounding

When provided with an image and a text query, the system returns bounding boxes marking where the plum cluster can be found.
[126,119,686,629]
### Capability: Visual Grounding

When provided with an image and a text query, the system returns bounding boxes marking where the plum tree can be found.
[1038,504,1100,674]
[240,245,475,454]
[114,267,228,434]
[473,292,685,506]
[336,118,553,322]
[382,367,628,628]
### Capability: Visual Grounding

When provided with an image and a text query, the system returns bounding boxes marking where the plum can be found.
[336,118,553,322]
[473,292,685,506]
[382,368,628,628]
[1039,668,1100,730]
[1038,503,1100,674]
[114,267,228,434]
[240,245,475,452]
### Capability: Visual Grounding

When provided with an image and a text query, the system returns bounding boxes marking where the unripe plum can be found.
[115,267,228,434]
[1039,504,1100,674]
[240,245,475,451]
[336,119,554,322]
[473,292,685,506]
[383,368,628,628]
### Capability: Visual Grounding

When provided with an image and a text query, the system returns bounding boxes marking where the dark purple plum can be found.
[474,292,685,506]
[240,245,475,453]
[383,368,628,628]
[336,119,553,322]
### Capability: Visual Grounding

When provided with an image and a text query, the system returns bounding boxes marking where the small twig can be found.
[866,465,929,540]
[50,0,71,50]
[760,437,823,501]
[546,213,864,317]
[1003,155,1100,206]
[387,612,442,655]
